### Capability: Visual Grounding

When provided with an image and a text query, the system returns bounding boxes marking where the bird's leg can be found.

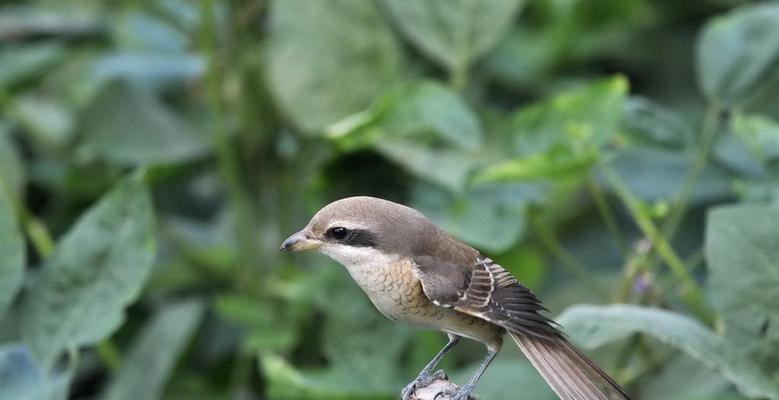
[400,334,461,399]
[450,349,498,400]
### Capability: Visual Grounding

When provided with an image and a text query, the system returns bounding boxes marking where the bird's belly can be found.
[344,260,502,345]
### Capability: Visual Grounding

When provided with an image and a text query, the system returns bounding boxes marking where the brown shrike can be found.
[281,196,630,400]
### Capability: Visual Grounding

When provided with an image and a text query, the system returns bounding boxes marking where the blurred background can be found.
[1,0,778,399]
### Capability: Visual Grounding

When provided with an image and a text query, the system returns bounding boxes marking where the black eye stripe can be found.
[345,229,376,247]
[326,227,375,247]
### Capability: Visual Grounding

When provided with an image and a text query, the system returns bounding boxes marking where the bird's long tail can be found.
[509,331,631,400]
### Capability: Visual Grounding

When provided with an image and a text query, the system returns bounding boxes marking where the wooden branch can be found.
[405,370,480,400]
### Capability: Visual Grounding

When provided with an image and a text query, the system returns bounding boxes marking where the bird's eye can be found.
[328,227,349,240]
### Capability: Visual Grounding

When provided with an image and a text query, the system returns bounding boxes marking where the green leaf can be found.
[512,76,628,155]
[639,355,736,400]
[706,204,779,385]
[77,80,208,166]
[381,81,483,150]
[474,146,596,183]
[411,183,528,253]
[714,113,779,177]
[558,304,779,399]
[20,176,156,368]
[0,125,25,197]
[375,138,478,192]
[730,114,779,162]
[0,42,66,88]
[0,344,72,400]
[0,185,23,319]
[382,0,525,73]
[696,3,779,106]
[607,147,732,202]
[0,6,103,40]
[261,354,393,400]
[8,94,75,150]
[267,0,402,132]
[102,299,205,400]
[91,53,205,92]
[622,96,695,148]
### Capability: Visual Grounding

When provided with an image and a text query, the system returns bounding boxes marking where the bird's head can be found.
[279,196,439,266]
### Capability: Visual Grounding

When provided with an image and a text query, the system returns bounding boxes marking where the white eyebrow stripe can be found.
[326,220,370,231]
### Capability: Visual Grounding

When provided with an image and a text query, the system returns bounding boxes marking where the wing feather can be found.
[412,253,631,399]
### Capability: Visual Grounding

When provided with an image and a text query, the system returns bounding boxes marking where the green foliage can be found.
[1,1,778,399]
[267,0,402,132]
[382,0,525,83]
[102,300,205,400]
[20,177,155,368]
[696,3,779,106]
[706,205,779,386]
[0,344,71,400]
[77,81,208,166]
[559,304,779,399]
[0,187,23,319]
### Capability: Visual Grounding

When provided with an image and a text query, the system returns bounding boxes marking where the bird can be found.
[280,196,630,400]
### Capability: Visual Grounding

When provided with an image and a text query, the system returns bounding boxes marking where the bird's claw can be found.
[448,384,475,400]
[400,370,447,399]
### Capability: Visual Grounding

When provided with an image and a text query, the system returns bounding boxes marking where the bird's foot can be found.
[449,383,475,400]
[400,370,447,399]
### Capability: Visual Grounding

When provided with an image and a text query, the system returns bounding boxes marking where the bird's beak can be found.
[280,230,321,252]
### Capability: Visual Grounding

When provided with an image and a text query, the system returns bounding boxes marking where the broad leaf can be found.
[411,183,528,253]
[20,177,156,368]
[382,0,525,73]
[622,96,694,148]
[77,80,208,166]
[696,3,779,106]
[706,204,779,386]
[267,0,402,132]
[8,94,75,149]
[102,299,205,400]
[0,185,24,318]
[512,76,627,155]
[91,53,205,92]
[714,113,779,177]
[607,147,732,202]
[0,125,25,197]
[0,6,103,40]
[375,138,478,192]
[0,42,65,88]
[381,81,483,150]
[639,355,736,400]
[558,304,779,399]
[0,344,71,400]
[474,146,596,183]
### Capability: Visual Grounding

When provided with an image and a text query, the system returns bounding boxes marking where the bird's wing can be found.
[412,253,631,400]
[412,253,560,340]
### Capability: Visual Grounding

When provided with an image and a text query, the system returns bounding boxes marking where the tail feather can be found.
[510,331,631,400]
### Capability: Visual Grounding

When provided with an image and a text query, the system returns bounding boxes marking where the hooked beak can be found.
[280,230,321,252]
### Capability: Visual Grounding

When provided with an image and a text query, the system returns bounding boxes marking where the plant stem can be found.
[587,173,628,258]
[661,103,721,240]
[449,62,468,91]
[97,341,122,372]
[199,1,259,279]
[601,165,715,325]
